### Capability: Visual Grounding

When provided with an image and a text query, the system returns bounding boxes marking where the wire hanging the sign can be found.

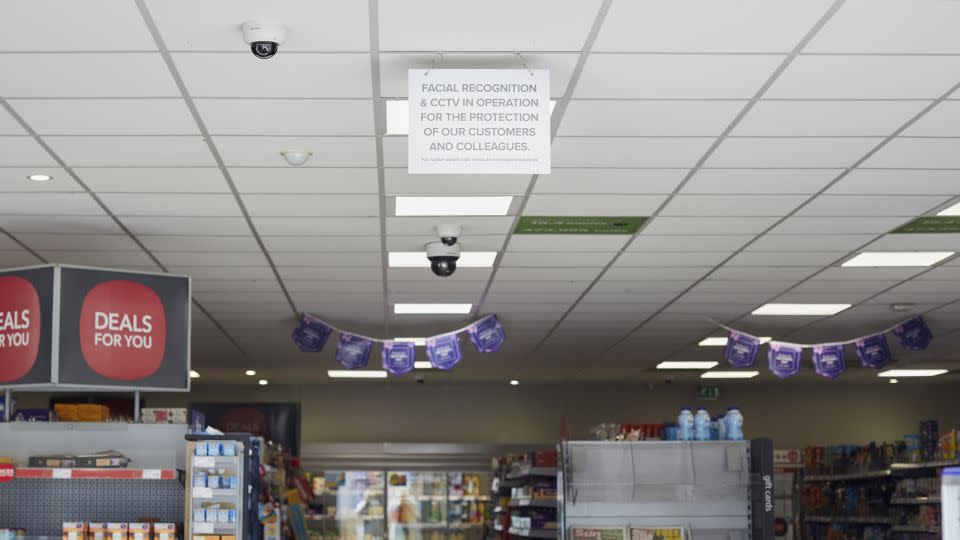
[514,52,534,76]
[424,51,446,76]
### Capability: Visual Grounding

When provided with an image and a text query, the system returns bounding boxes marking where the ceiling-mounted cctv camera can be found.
[281,150,311,166]
[426,241,460,277]
[436,224,461,246]
[241,21,287,59]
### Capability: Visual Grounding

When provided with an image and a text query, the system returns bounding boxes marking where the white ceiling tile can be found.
[1,0,156,50]
[575,54,783,99]
[384,169,529,196]
[0,54,178,97]
[602,267,712,281]
[231,168,378,194]
[660,194,808,217]
[44,136,215,166]
[748,234,875,252]
[594,1,832,53]
[766,56,960,99]
[615,251,731,267]
[378,0,601,50]
[500,251,614,267]
[828,169,960,195]
[242,194,379,217]
[10,99,198,135]
[387,235,503,251]
[814,267,927,281]
[389,268,491,281]
[484,302,573,314]
[272,252,382,267]
[173,53,372,98]
[900,101,960,137]
[196,99,374,136]
[733,101,926,136]
[145,0,369,51]
[171,265,277,280]
[157,251,268,267]
[628,234,752,252]
[0,167,78,192]
[76,167,227,193]
[140,235,261,252]
[0,193,103,216]
[287,280,383,294]
[551,137,712,167]
[484,292,581,304]
[122,216,252,236]
[725,251,845,267]
[684,168,839,195]
[507,235,629,253]
[710,266,819,281]
[807,0,960,53]
[15,233,138,251]
[0,137,56,166]
[101,193,241,217]
[691,280,794,294]
[379,53,578,98]
[382,137,408,168]
[0,250,43,266]
[795,195,950,217]
[641,216,778,235]
[534,168,687,195]
[192,279,281,292]
[390,280,487,294]
[864,138,960,169]
[387,216,515,236]
[489,280,590,294]
[886,280,960,294]
[558,100,744,136]
[40,250,156,267]
[264,236,382,252]
[769,216,910,235]
[706,137,880,167]
[919,266,960,281]
[523,194,667,216]
[592,280,694,294]
[675,291,777,305]
[0,108,26,135]
[214,136,375,167]
[0,236,20,250]
[0,215,121,235]
[254,217,380,236]
[494,267,603,281]
[790,280,901,294]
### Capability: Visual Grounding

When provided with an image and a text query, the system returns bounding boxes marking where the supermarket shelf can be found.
[804,516,896,525]
[804,459,960,483]
[192,487,238,500]
[191,456,238,468]
[450,495,491,502]
[891,525,941,534]
[507,467,556,480]
[508,527,557,539]
[890,459,960,471]
[890,496,941,505]
[509,498,557,509]
[393,523,447,529]
[803,470,891,482]
[192,524,238,535]
[14,467,177,480]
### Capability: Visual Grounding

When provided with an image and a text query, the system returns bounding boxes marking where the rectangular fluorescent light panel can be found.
[386,99,556,135]
[395,337,427,346]
[878,369,948,378]
[413,361,433,369]
[394,303,472,314]
[842,252,953,267]
[395,196,512,216]
[328,370,388,379]
[698,336,771,347]
[752,303,851,316]
[938,202,960,216]
[389,251,497,268]
[701,371,760,379]
[657,361,719,370]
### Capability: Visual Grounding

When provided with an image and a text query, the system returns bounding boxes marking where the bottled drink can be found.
[717,414,727,440]
[694,408,712,441]
[725,407,744,441]
[677,407,694,441]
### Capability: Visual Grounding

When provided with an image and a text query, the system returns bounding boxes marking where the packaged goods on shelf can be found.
[106,523,127,540]
[12,408,51,422]
[88,523,107,540]
[128,523,150,540]
[30,450,131,468]
[0,529,26,540]
[571,527,626,540]
[54,404,111,422]
[140,408,187,424]
[62,522,87,540]
[152,524,176,540]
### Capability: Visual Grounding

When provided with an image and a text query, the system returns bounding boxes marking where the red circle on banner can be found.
[0,464,14,483]
[0,276,41,383]
[79,280,166,381]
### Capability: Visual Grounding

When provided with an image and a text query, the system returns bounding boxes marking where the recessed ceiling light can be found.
[328,370,389,379]
[395,196,513,216]
[698,336,771,347]
[842,252,953,267]
[510,379,519,386]
[938,201,960,216]
[878,369,947,378]
[280,150,311,166]
[396,337,427,347]
[385,99,557,135]
[413,361,433,369]
[389,251,497,268]
[889,378,899,384]
[189,370,200,379]
[394,303,472,315]
[752,303,851,316]
[27,174,52,182]
[245,370,256,376]
[657,361,719,370]
[258,379,268,386]
[700,371,760,379]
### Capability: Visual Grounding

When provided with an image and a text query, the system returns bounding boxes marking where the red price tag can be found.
[0,464,14,483]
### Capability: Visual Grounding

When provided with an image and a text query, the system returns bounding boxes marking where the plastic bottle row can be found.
[676,407,743,441]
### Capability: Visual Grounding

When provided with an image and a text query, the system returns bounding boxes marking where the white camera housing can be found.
[436,224,462,246]
[241,21,287,59]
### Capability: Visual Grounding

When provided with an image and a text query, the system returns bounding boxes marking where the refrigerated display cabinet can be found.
[307,471,387,540]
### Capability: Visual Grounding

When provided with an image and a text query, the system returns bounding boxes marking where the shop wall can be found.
[13,381,954,449]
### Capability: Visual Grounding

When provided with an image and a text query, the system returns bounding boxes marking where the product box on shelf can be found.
[106,522,128,540]
[88,523,107,540]
[63,522,87,540]
[939,429,959,461]
[152,524,176,540]
[129,523,151,540]
[12,408,51,422]
[140,408,187,424]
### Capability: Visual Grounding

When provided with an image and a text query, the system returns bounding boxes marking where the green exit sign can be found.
[515,216,648,234]
[893,216,960,233]
[697,384,720,400]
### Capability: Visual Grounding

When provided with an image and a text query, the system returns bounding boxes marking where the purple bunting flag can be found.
[855,333,892,369]
[768,341,803,379]
[813,343,846,379]
[382,340,416,376]
[291,313,333,353]
[427,334,462,370]
[724,331,760,368]
[467,314,506,353]
[892,316,933,351]
[336,333,373,369]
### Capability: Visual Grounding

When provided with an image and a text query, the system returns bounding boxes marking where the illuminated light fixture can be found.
[395,196,512,216]
[189,370,200,379]
[389,251,497,268]
[938,201,960,216]
[657,361,719,370]
[394,303,472,315]
[413,361,433,369]
[328,370,389,379]
[842,252,953,267]
[752,303,850,316]
[27,174,52,182]
[698,336,771,347]
[878,369,947,378]
[386,99,557,135]
[396,337,427,346]
[258,379,268,386]
[510,379,519,386]
[245,370,256,376]
[700,371,760,379]
[889,379,899,384]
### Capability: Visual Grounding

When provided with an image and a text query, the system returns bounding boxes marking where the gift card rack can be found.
[185,437,248,540]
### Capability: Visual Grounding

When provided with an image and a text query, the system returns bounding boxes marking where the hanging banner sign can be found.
[768,342,803,379]
[427,334,462,370]
[724,331,760,368]
[467,314,506,353]
[382,341,416,376]
[855,334,891,368]
[812,344,846,379]
[514,216,647,235]
[892,316,933,351]
[0,266,54,386]
[336,334,373,369]
[291,313,332,353]
[408,68,551,174]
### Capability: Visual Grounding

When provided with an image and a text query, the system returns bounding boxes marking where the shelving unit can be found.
[508,526,558,539]
[14,468,178,480]
[891,496,941,505]
[490,452,558,540]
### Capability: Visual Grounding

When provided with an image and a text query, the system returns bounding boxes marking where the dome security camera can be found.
[426,241,460,278]
[242,21,287,59]
[436,224,461,246]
